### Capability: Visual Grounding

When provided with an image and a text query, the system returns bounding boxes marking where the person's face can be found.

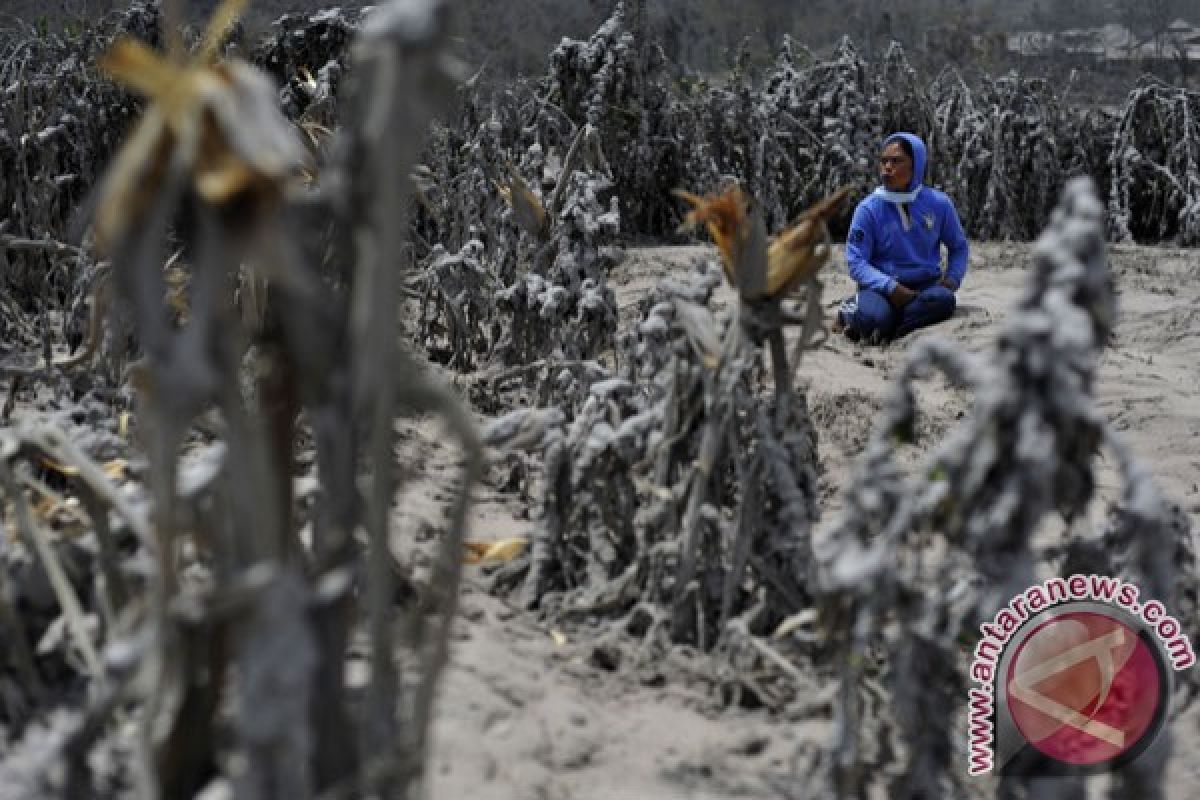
[880,142,913,191]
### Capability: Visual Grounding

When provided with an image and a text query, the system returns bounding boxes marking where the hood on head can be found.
[883,132,926,192]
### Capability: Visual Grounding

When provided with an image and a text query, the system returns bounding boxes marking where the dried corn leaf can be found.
[463,536,529,564]
[497,166,548,239]
[674,185,751,288]
[38,457,128,481]
[677,185,852,299]
[39,457,80,477]
[764,186,853,296]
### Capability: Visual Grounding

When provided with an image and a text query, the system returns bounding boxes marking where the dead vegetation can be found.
[0,2,1196,799]
[1,1,481,797]
[813,178,1196,798]
[477,175,1195,797]
[3,2,1199,372]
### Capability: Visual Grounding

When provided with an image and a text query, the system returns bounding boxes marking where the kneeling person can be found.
[837,132,968,342]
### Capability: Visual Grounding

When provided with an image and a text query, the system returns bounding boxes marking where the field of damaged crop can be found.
[401,241,1200,800]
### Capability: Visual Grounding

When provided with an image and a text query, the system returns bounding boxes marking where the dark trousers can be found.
[844,280,956,341]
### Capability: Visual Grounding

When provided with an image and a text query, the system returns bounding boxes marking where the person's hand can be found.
[889,283,916,308]
[939,277,959,291]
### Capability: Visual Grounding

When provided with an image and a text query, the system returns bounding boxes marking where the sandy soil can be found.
[407,241,1200,799]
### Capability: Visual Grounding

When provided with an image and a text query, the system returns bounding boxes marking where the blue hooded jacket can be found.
[845,132,969,294]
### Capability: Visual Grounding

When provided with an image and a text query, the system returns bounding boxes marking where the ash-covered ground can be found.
[387,241,1200,800]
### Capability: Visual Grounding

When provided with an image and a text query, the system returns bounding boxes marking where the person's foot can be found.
[832,310,862,342]
[831,310,862,342]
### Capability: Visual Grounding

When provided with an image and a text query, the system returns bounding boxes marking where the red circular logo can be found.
[1005,610,1163,766]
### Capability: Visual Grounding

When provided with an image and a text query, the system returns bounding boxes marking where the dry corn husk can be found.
[496,165,548,239]
[463,536,529,564]
[675,185,853,299]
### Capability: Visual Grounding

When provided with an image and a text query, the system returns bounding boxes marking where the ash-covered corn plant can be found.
[706,37,879,233]
[484,185,851,700]
[810,178,1194,799]
[0,3,481,799]
[412,11,604,263]
[544,3,638,188]
[253,7,360,127]
[671,38,925,236]
[0,3,157,303]
[405,6,641,375]
[0,1,349,375]
[413,96,517,258]
[932,72,1088,241]
[414,119,621,373]
[491,161,621,365]
[414,238,496,370]
[540,1,691,238]
[1108,79,1200,245]
[875,42,934,143]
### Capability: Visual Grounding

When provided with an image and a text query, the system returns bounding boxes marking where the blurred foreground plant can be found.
[0,1,481,798]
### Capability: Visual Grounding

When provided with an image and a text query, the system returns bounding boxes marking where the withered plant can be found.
[1108,78,1200,245]
[481,184,851,706]
[0,2,481,798]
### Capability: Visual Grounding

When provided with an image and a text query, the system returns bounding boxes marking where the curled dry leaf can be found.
[496,165,548,239]
[676,184,853,299]
[673,185,751,289]
[32,491,89,533]
[463,536,530,564]
[38,457,129,482]
[765,186,854,296]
